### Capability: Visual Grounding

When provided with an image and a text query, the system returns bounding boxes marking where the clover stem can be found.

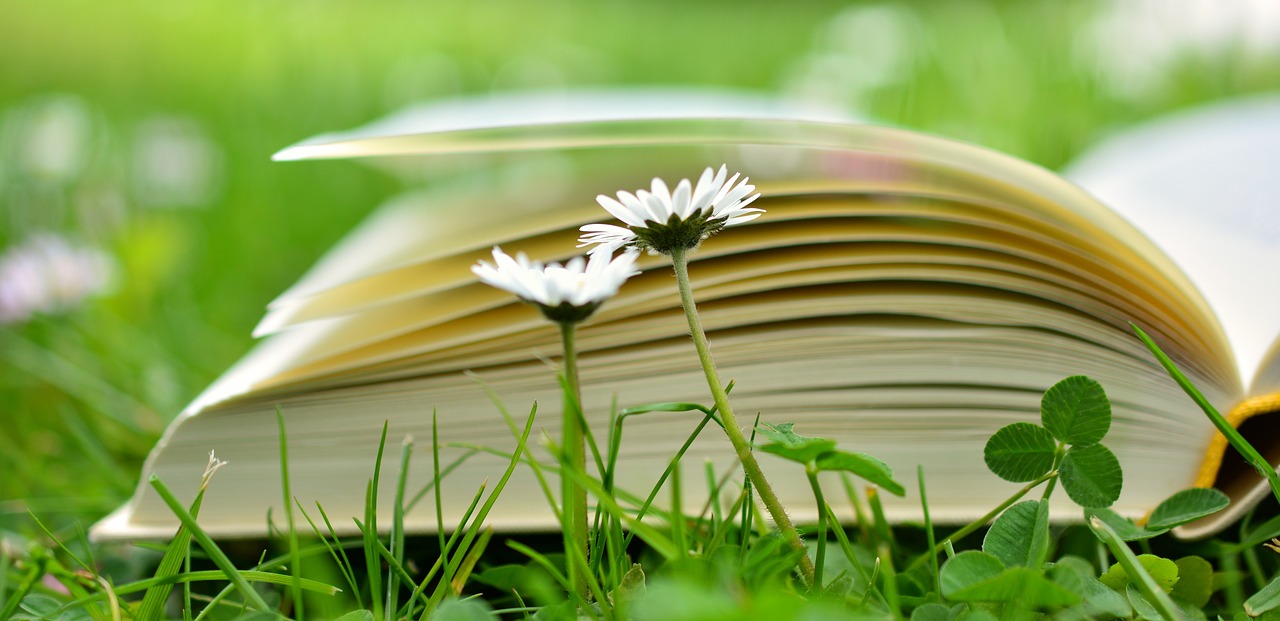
[669,245,815,586]
[559,321,590,600]
[907,468,1058,571]
[1040,443,1065,501]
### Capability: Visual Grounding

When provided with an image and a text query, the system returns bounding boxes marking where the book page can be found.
[1066,96,1280,392]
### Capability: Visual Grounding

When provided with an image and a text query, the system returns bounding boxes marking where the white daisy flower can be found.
[578,165,764,256]
[472,246,639,323]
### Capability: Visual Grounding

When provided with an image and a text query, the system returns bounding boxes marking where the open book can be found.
[93,91,1280,540]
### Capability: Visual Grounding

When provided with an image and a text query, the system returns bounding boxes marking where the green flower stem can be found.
[669,246,816,586]
[806,465,828,593]
[560,321,590,600]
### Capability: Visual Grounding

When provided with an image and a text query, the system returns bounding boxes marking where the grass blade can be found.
[314,502,364,609]
[0,549,47,621]
[1132,324,1280,507]
[296,501,362,609]
[388,434,414,620]
[432,409,453,607]
[427,399,540,612]
[135,488,205,621]
[405,448,479,513]
[148,474,272,613]
[137,452,226,621]
[277,408,304,620]
[918,466,940,601]
[450,527,493,594]
[1090,516,1185,621]
[364,421,389,621]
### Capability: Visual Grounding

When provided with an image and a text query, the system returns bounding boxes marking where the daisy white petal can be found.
[690,165,728,213]
[617,191,652,225]
[723,210,765,226]
[636,189,668,224]
[651,177,672,206]
[577,223,636,256]
[578,164,765,255]
[671,178,693,219]
[596,194,646,228]
[472,246,639,324]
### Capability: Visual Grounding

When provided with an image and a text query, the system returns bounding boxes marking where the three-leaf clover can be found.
[983,376,1122,509]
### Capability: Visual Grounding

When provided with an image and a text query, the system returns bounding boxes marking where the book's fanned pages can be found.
[1066,95,1280,538]
[94,94,1277,540]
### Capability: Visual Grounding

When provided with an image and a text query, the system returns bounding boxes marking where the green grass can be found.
[5,0,1279,526]
[5,1,1280,619]
[7,370,1280,620]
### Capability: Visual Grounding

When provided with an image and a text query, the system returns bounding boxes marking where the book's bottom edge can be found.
[90,502,1152,542]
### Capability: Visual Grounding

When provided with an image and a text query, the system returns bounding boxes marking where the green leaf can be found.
[983,500,1048,568]
[1086,507,1165,541]
[1146,488,1230,531]
[954,611,998,621]
[431,598,499,621]
[1050,557,1134,620]
[938,551,1080,609]
[1083,577,1134,618]
[1052,555,1097,578]
[613,563,647,606]
[909,603,952,621]
[1091,519,1185,621]
[17,595,90,621]
[940,551,1005,598]
[1099,554,1178,593]
[334,612,375,621]
[983,422,1057,482]
[1127,584,1165,621]
[1171,556,1213,609]
[1059,443,1122,508]
[1041,375,1111,446]
[946,567,1080,607]
[756,422,836,464]
[1247,573,1280,617]
[1239,514,1280,549]
[814,450,906,496]
[822,574,855,599]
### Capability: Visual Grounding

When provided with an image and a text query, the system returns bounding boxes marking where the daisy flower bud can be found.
[472,246,639,324]
[578,164,763,256]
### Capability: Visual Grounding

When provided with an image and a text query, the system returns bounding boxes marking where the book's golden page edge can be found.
[268,116,1226,351]
[245,162,1235,395]
[1192,391,1280,489]
[252,201,1208,380]
[1176,389,1280,540]
[1067,96,1280,386]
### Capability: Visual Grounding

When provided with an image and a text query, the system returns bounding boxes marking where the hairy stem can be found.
[669,246,815,586]
[560,322,590,600]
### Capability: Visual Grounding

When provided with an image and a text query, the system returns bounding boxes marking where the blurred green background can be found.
[2,0,1278,533]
